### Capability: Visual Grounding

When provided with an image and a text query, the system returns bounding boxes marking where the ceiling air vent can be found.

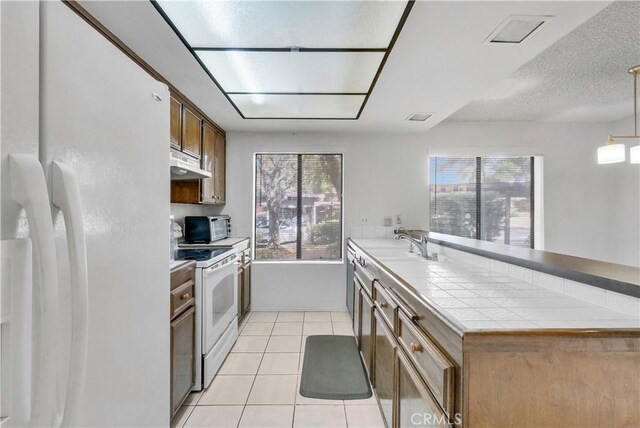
[486,15,552,44]
[406,113,432,122]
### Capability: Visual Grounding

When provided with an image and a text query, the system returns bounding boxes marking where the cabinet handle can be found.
[180,293,190,300]
[379,301,388,308]
[410,342,423,353]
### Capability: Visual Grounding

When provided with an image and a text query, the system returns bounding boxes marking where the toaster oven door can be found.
[210,217,230,241]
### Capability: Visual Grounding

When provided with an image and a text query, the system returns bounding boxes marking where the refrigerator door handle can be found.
[51,161,89,427]
[8,154,63,427]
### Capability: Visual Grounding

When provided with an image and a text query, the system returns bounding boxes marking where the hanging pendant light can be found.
[631,145,640,164]
[598,136,626,164]
[598,65,640,164]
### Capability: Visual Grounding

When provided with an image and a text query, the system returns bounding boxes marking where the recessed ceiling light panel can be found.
[486,15,553,44]
[195,51,385,94]
[406,113,432,122]
[230,94,366,119]
[152,0,415,119]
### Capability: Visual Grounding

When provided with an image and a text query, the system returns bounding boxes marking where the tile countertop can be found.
[350,238,640,333]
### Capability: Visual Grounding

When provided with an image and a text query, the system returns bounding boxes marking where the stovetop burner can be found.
[176,248,232,262]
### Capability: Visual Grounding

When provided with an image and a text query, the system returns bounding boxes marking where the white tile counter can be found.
[350,238,640,332]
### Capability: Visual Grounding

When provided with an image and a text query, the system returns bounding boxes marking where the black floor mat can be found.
[300,335,373,400]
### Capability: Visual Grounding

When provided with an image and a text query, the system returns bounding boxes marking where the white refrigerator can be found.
[1,1,170,426]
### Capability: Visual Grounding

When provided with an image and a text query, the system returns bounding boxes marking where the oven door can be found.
[202,254,238,353]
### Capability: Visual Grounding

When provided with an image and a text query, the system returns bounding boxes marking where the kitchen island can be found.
[347,238,640,428]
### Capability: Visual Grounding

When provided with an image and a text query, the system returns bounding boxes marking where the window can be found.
[255,153,343,261]
[429,156,538,248]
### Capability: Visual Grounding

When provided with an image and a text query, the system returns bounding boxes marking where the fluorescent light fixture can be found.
[152,0,413,119]
[196,51,384,94]
[486,15,552,44]
[630,145,640,164]
[406,113,432,122]
[229,94,366,119]
[155,1,408,49]
[597,141,626,164]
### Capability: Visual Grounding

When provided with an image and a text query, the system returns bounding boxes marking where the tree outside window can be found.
[255,154,343,261]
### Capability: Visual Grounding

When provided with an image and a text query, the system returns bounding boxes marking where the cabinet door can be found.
[200,122,217,204]
[213,131,226,204]
[242,263,251,314]
[353,277,362,347]
[237,265,244,320]
[171,306,195,415]
[170,96,181,150]
[397,348,450,428]
[181,106,202,159]
[374,309,397,428]
[360,287,374,381]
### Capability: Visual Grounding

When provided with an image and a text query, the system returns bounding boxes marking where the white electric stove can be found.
[175,247,238,390]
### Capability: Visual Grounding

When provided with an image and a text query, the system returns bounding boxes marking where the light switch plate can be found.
[395,214,402,225]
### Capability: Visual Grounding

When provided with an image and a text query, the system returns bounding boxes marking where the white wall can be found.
[222,121,639,310]
[426,120,639,266]
[220,132,429,310]
[171,202,221,226]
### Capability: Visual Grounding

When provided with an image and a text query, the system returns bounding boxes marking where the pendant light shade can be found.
[597,141,626,164]
[631,145,640,164]
[599,65,639,165]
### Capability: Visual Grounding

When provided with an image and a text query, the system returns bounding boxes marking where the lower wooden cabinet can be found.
[360,286,375,379]
[238,261,251,321]
[170,262,196,418]
[374,309,397,428]
[170,306,195,415]
[353,277,362,347]
[397,347,450,428]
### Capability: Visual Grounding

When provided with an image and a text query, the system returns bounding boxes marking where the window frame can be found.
[252,152,345,264]
[428,155,543,250]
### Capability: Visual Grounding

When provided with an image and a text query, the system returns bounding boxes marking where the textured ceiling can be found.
[79,0,609,132]
[447,1,640,123]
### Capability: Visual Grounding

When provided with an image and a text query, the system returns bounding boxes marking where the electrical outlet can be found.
[360,218,369,225]
[395,214,402,225]
[383,216,393,227]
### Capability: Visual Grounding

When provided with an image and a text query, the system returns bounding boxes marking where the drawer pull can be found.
[410,342,423,353]
[387,287,420,321]
[180,293,190,300]
[379,301,388,308]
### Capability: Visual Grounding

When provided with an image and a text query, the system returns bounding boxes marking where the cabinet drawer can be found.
[355,268,374,297]
[171,279,195,319]
[171,263,195,291]
[397,311,455,417]
[373,280,397,331]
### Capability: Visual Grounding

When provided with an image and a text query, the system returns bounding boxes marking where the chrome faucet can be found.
[394,228,438,261]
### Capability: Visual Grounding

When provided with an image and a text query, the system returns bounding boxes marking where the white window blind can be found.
[430,156,536,248]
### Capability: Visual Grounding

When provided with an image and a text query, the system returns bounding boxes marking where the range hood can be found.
[170,151,211,180]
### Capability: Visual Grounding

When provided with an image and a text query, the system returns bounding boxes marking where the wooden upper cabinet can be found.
[200,122,217,204]
[213,131,226,204]
[170,96,181,151]
[181,106,202,159]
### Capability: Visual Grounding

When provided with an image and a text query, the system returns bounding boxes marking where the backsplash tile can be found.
[564,280,607,306]
[349,226,363,238]
[361,226,374,238]
[532,271,565,292]
[605,291,640,318]
[508,265,533,284]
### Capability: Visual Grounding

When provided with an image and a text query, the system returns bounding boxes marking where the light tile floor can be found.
[172,311,384,428]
